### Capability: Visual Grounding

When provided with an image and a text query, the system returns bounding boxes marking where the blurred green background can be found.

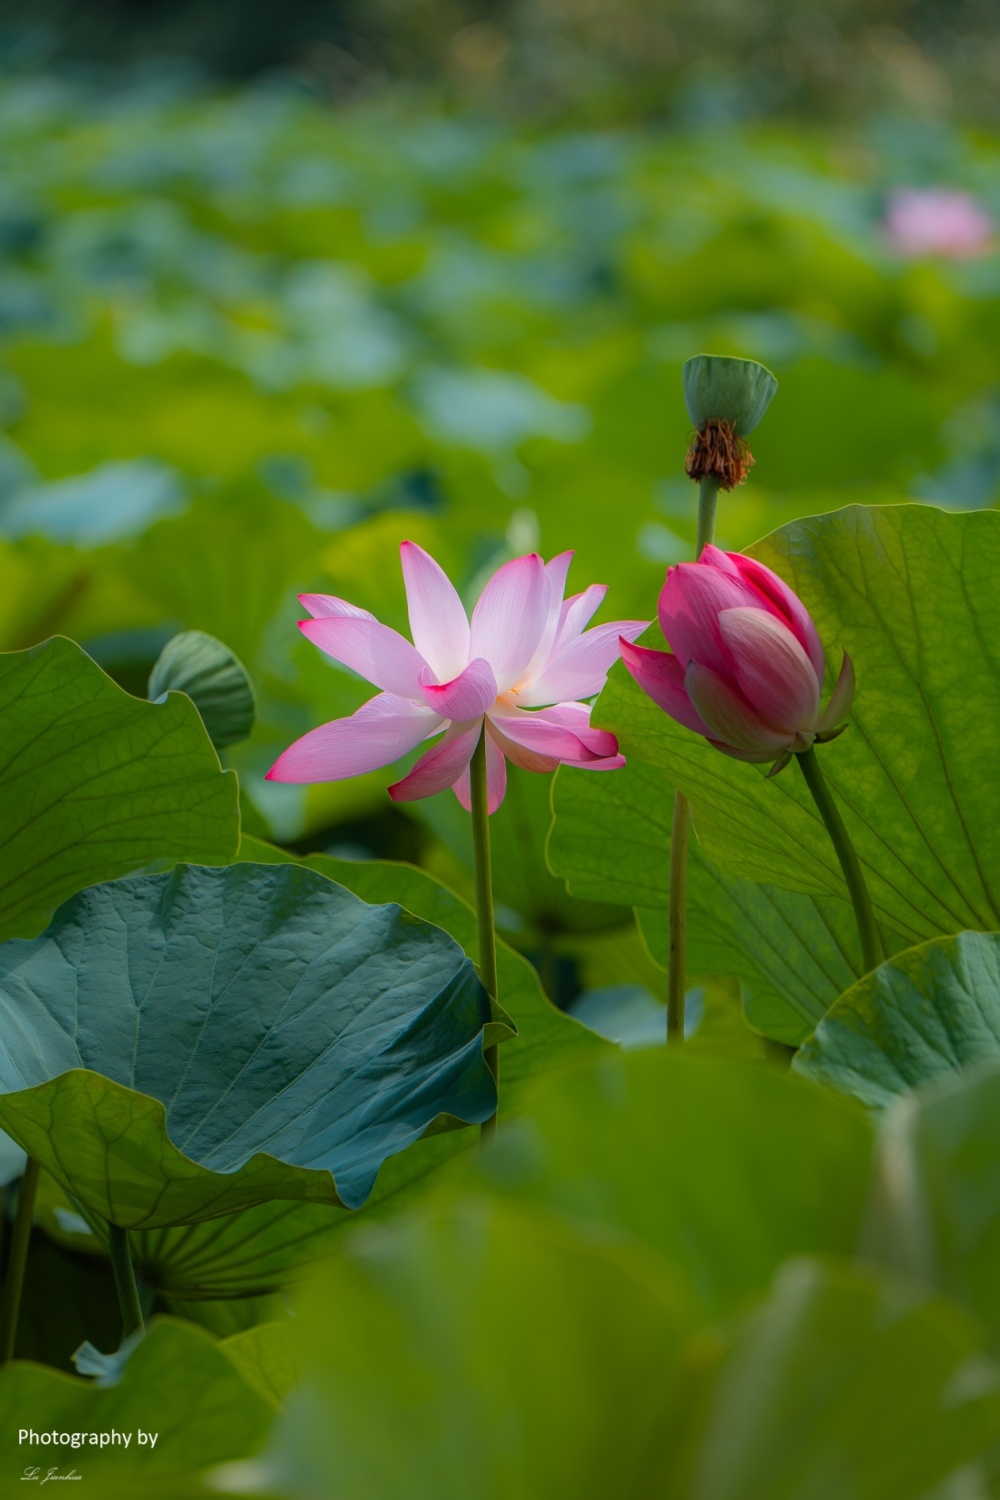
[1,0,998,1029]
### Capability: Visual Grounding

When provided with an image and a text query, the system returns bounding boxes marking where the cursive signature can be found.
[21,1468,82,1483]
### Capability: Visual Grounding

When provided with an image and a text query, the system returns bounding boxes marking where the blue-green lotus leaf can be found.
[0,863,501,1227]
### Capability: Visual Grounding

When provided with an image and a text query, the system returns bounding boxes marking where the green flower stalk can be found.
[641,355,777,1041]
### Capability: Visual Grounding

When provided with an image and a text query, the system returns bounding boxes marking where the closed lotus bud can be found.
[619,545,853,774]
[682,354,778,491]
[148,630,256,750]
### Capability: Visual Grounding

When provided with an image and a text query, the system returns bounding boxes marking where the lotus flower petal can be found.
[417,658,498,720]
[266,694,441,783]
[658,560,755,677]
[470,552,550,694]
[401,540,471,682]
[619,640,715,738]
[299,616,426,697]
[725,551,825,681]
[717,607,821,734]
[519,619,647,707]
[685,662,793,755]
[298,593,376,622]
[388,721,482,803]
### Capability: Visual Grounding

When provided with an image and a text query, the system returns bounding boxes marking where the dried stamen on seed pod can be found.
[684,418,755,491]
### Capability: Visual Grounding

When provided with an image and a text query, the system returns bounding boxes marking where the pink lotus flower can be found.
[620,545,854,769]
[884,188,994,260]
[267,542,648,813]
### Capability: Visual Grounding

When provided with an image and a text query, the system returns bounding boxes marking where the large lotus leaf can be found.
[257,1198,695,1500]
[0,635,239,940]
[0,863,500,1228]
[0,1317,271,1482]
[870,1065,1000,1350]
[795,932,1000,1109]
[682,1257,1000,1500]
[551,505,1000,1036]
[108,838,606,1299]
[235,836,606,1092]
[547,759,873,1044]
[477,1050,874,1319]
[221,1323,298,1410]
[256,1206,999,1500]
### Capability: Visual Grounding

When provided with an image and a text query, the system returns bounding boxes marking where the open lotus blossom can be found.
[267,542,648,813]
[884,188,994,260]
[619,545,854,772]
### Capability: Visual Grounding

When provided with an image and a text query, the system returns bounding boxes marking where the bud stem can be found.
[668,474,721,1043]
[796,746,885,973]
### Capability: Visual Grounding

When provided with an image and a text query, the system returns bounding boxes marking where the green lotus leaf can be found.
[476,1051,874,1319]
[0,1317,271,1482]
[147,629,256,749]
[796,931,1000,1109]
[221,1323,298,1410]
[104,838,605,1300]
[683,1257,1000,1500]
[870,1064,1000,1349]
[0,635,239,941]
[0,863,501,1228]
[260,1198,695,1500]
[258,1205,999,1500]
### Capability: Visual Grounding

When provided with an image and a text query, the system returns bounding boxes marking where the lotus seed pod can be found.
[682,354,778,436]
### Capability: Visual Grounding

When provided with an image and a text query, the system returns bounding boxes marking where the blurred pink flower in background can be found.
[884,188,994,259]
[620,545,853,769]
[267,542,647,813]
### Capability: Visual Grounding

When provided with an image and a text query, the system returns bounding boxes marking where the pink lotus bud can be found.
[884,188,994,260]
[620,545,854,771]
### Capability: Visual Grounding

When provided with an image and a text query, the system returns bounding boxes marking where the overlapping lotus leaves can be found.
[796,931,1000,1109]
[0,635,239,941]
[261,1205,999,1500]
[105,839,603,1299]
[0,863,502,1228]
[0,1317,272,1482]
[551,505,1000,1040]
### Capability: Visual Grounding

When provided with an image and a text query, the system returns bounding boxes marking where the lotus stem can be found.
[797,746,885,974]
[470,726,500,1142]
[0,1156,40,1364]
[668,474,721,1043]
[108,1223,145,1340]
[696,474,720,557]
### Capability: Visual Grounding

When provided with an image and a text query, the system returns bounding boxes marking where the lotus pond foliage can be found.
[4,58,1000,1498]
